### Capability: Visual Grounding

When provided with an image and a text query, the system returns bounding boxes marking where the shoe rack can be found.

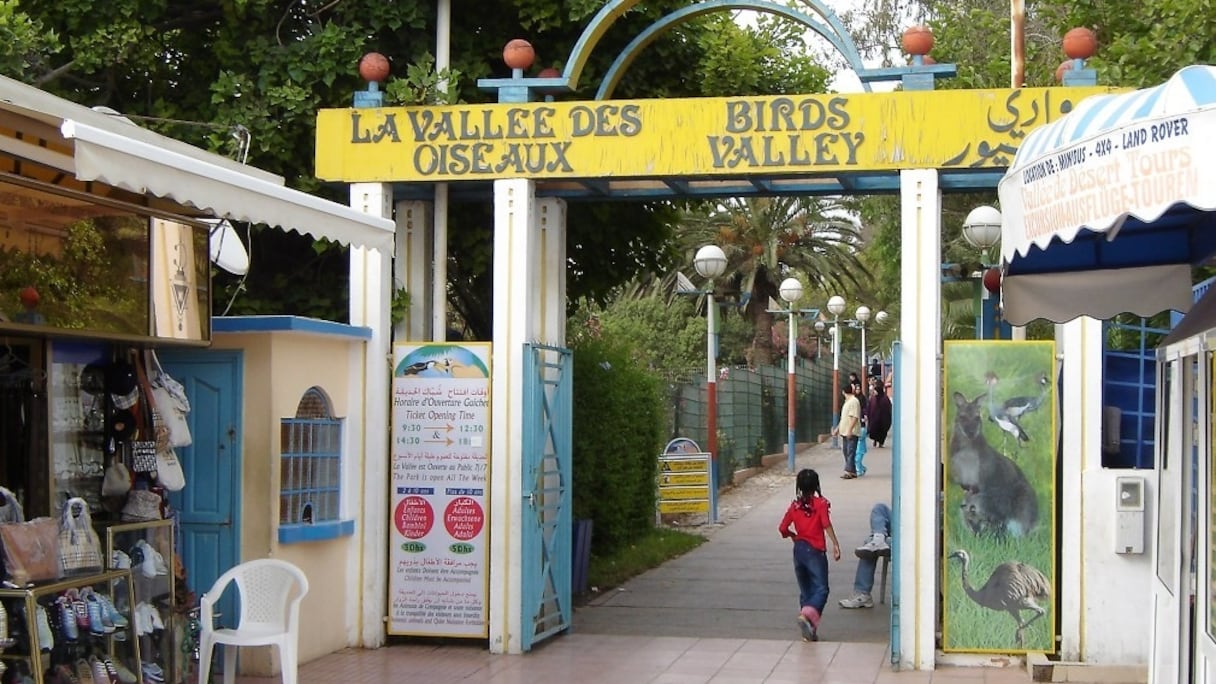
[103,520,176,684]
[0,568,141,684]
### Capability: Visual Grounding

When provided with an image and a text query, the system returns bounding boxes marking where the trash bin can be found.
[572,519,593,595]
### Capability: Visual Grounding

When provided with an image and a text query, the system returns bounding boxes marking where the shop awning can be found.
[997,65,1216,325]
[0,75,393,252]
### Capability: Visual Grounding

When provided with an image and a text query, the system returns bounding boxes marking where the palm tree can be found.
[680,196,869,365]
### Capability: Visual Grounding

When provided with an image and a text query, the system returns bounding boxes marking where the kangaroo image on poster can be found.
[942,340,1056,653]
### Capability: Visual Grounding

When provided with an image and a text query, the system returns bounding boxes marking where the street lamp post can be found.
[779,278,804,473]
[694,245,727,518]
[963,205,1003,340]
[855,305,871,385]
[827,295,846,447]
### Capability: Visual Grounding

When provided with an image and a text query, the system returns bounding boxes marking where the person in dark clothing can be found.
[866,377,893,448]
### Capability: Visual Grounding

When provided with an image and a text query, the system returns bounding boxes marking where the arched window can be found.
[279,387,344,538]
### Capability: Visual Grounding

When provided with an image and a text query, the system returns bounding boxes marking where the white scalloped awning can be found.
[0,74,392,252]
[998,65,1216,325]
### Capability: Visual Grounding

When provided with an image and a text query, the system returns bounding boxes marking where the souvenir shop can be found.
[0,73,393,684]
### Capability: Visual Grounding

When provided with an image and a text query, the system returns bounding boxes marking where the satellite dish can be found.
[204,218,250,275]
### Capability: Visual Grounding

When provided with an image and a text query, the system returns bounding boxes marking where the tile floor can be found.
[229,634,1037,683]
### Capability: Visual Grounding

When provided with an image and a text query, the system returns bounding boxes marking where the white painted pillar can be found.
[1057,316,1101,661]
[897,169,941,671]
[537,198,567,345]
[489,179,539,654]
[349,182,393,648]
[393,200,434,341]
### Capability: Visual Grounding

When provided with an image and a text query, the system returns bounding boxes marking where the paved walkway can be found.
[574,439,892,643]
[228,442,1040,683]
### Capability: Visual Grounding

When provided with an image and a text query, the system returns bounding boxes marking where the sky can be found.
[731,0,907,94]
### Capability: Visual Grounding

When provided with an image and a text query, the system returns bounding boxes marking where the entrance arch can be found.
[322,2,1115,666]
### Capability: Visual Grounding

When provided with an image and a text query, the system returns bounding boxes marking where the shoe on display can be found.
[838,593,874,609]
[55,597,78,641]
[146,604,164,631]
[110,550,131,571]
[94,592,128,629]
[69,589,90,630]
[107,658,136,684]
[140,662,164,683]
[131,602,149,636]
[75,658,95,684]
[855,533,890,559]
[33,605,53,651]
[0,600,11,649]
[82,590,113,634]
[87,656,110,684]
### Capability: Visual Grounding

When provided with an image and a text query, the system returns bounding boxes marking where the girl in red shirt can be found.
[778,468,841,641]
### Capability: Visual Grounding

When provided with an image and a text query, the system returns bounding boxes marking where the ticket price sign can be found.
[389,343,491,637]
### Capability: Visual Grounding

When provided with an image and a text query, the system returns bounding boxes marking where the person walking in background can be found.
[854,381,870,475]
[832,384,861,479]
[866,378,893,448]
[839,502,892,609]
[778,469,842,642]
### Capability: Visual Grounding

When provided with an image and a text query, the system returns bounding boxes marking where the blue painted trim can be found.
[213,315,372,340]
[390,171,1004,203]
[278,519,355,544]
[858,64,959,82]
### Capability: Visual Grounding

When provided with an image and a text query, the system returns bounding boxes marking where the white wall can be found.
[1081,467,1155,664]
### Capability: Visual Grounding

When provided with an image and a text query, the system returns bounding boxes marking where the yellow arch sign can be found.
[316,87,1114,183]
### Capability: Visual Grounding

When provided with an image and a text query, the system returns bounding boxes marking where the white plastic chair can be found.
[197,558,310,684]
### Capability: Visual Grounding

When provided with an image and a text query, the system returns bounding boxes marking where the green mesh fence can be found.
[664,359,837,486]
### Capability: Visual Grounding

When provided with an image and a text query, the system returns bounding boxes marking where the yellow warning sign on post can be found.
[657,452,712,519]
[660,472,710,486]
[659,500,710,514]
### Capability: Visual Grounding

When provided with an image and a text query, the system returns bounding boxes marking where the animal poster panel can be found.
[941,340,1057,653]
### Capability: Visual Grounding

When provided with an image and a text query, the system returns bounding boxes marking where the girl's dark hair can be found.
[795,468,821,501]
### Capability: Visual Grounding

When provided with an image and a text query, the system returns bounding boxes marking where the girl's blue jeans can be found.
[792,540,829,613]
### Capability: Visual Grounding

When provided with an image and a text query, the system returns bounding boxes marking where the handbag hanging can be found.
[102,457,133,497]
[147,350,192,448]
[121,489,164,522]
[0,486,25,524]
[135,351,186,491]
[57,497,103,575]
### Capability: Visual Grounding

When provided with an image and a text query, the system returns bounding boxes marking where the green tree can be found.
[8,1,839,330]
[679,197,869,365]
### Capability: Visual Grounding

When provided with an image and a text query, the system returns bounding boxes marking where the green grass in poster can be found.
[941,340,1056,653]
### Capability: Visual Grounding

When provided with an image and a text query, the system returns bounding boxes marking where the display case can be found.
[105,519,177,684]
[47,341,109,515]
[0,569,140,684]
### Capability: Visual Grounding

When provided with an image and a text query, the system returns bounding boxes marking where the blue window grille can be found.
[280,387,343,530]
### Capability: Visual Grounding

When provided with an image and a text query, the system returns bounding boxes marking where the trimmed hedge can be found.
[571,336,665,555]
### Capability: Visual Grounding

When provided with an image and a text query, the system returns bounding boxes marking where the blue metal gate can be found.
[520,344,573,650]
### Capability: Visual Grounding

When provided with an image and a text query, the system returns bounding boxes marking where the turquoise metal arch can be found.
[558,0,870,97]
[594,0,870,100]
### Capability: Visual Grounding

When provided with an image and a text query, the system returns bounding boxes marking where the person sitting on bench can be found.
[838,502,891,609]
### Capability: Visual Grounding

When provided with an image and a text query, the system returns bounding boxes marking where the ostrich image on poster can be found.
[942,340,1056,653]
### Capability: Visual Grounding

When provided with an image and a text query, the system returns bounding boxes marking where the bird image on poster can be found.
[942,340,1056,653]
[394,344,490,379]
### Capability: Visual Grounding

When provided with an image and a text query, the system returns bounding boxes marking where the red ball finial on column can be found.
[983,268,1002,295]
[902,25,934,57]
[1062,28,1097,60]
[358,52,391,83]
[503,39,536,71]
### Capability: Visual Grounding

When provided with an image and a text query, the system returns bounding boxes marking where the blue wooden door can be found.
[157,349,242,622]
[520,344,572,651]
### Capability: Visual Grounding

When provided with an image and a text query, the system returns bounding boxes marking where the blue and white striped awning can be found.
[998,65,1216,325]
